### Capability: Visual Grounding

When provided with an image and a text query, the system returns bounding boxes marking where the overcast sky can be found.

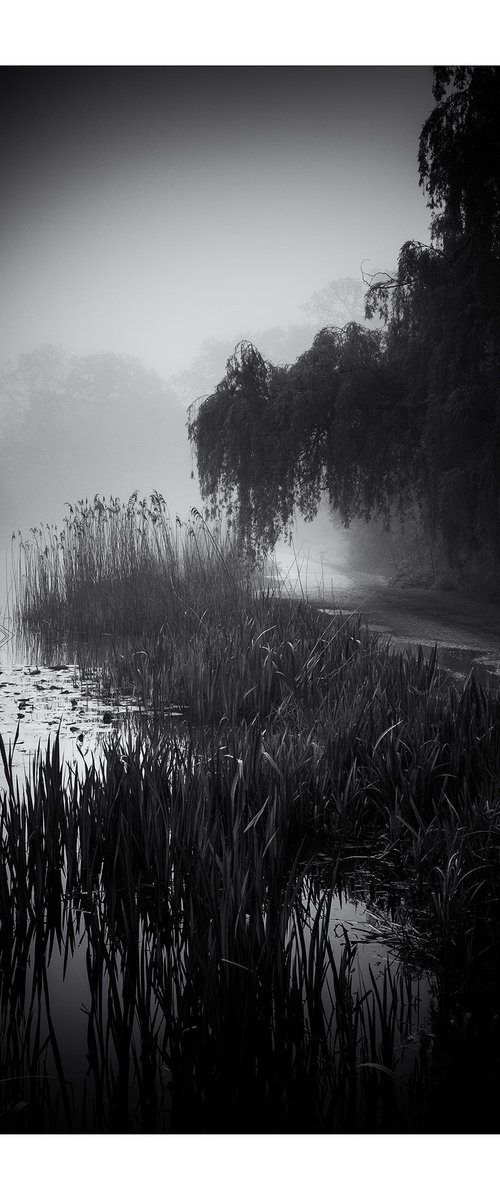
[0,66,435,379]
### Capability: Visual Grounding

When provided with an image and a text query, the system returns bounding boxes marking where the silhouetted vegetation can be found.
[2,66,500,1135]
[12,493,255,642]
[2,499,500,1132]
[188,68,500,587]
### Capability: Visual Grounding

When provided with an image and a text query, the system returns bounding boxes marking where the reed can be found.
[2,495,499,1132]
[1,698,499,1131]
[12,493,258,639]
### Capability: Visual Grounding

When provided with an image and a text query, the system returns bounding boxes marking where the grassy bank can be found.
[2,495,499,1132]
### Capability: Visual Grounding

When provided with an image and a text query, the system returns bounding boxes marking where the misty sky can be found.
[1,66,434,379]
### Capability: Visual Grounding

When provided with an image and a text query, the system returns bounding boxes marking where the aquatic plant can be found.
[11,493,259,639]
[1,674,499,1132]
[2,496,500,1131]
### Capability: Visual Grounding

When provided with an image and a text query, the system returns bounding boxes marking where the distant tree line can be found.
[188,68,500,584]
[0,346,192,543]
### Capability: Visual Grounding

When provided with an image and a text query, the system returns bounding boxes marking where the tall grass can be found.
[1,710,498,1131]
[12,492,258,638]
[2,493,500,1132]
[0,728,435,1132]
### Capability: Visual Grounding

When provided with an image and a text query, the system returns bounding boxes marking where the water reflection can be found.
[294,872,436,1128]
[0,906,172,1132]
[0,624,193,790]
[0,614,492,1132]
[2,583,498,794]
[0,630,145,788]
[0,875,436,1133]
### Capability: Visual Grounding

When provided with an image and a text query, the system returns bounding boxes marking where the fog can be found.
[0,66,435,602]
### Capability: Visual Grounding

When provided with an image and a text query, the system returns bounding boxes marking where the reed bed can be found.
[12,493,257,638]
[0,728,434,1132]
[2,494,500,1132]
[0,711,498,1132]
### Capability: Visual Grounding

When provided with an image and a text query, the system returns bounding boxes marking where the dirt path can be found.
[272,549,500,686]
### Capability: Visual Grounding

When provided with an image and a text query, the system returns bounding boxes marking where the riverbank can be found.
[2,590,500,1133]
[271,547,500,688]
[2,507,499,1134]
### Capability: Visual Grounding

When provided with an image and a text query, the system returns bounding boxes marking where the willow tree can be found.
[189,68,500,576]
[187,325,416,553]
[366,67,500,569]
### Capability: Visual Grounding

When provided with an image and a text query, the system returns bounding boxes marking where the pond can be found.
[0,631,135,788]
[2,558,499,792]
[0,868,435,1133]
[0,585,495,1133]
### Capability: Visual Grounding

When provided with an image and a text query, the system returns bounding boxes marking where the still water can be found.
[0,570,495,1132]
[2,560,499,790]
[0,875,435,1132]
[273,548,500,689]
[0,632,134,787]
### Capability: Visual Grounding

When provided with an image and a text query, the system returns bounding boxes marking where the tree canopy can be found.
[366,67,500,565]
[188,68,500,579]
[188,327,411,552]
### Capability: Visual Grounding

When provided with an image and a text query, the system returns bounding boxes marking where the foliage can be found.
[11,493,259,641]
[2,538,500,1129]
[189,69,500,581]
[364,67,500,572]
[188,327,414,553]
[170,325,317,407]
